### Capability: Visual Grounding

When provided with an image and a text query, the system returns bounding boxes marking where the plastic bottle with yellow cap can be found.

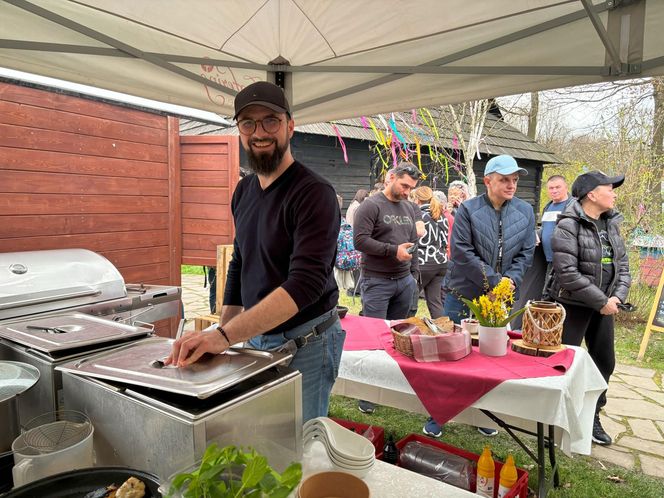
[497,454,518,497]
[476,446,495,497]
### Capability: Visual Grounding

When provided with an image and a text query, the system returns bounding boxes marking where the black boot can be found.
[592,413,612,445]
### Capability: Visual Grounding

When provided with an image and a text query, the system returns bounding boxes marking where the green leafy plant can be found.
[167,444,302,498]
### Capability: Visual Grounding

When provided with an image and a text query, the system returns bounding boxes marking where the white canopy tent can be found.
[0,0,663,124]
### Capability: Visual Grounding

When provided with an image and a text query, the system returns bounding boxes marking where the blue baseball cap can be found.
[484,155,528,176]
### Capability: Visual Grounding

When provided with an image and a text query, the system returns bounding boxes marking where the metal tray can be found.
[57,336,292,398]
[0,313,153,353]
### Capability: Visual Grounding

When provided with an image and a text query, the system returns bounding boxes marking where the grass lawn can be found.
[181,265,205,275]
[334,293,664,497]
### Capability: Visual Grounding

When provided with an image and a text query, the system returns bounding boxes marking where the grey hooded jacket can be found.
[549,199,631,310]
[446,193,536,300]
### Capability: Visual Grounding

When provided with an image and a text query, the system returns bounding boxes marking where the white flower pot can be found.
[478,325,508,356]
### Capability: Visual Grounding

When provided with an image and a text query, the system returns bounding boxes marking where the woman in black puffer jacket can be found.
[549,171,631,446]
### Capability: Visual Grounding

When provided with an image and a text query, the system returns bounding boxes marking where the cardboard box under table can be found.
[333,328,606,498]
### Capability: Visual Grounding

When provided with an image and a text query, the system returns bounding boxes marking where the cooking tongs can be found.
[26,324,68,334]
[423,317,441,335]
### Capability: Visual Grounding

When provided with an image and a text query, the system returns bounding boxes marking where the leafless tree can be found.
[527,92,538,141]
[432,100,490,197]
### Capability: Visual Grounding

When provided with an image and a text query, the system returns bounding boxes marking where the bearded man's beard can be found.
[389,183,407,200]
[246,139,287,175]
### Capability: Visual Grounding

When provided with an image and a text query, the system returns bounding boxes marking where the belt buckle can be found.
[295,331,314,348]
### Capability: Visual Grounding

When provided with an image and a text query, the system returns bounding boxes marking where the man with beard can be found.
[354,163,421,320]
[167,81,344,422]
[352,163,420,414]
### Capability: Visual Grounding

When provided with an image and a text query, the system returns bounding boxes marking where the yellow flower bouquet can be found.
[461,277,525,327]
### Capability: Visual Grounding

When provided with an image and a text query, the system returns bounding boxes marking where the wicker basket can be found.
[391,327,415,357]
[522,301,566,349]
[390,317,455,358]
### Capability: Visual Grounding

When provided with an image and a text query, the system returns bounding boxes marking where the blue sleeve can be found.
[449,203,500,293]
[504,206,536,287]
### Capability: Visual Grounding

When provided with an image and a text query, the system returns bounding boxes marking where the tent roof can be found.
[180,106,562,164]
[1,0,663,124]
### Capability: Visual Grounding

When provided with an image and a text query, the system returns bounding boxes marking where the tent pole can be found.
[579,0,624,73]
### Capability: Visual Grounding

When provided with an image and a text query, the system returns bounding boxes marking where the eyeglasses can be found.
[237,117,282,135]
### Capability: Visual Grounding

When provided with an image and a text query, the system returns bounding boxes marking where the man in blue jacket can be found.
[444,155,536,318]
[424,155,536,438]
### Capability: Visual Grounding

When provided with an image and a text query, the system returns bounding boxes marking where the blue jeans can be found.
[361,274,417,320]
[442,292,470,325]
[248,309,346,422]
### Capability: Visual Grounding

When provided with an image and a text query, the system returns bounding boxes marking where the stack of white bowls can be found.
[303,417,375,478]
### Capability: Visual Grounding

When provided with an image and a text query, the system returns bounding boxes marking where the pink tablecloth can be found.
[340,314,386,350]
[340,314,575,423]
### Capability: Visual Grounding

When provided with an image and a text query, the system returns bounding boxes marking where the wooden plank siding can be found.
[291,133,373,215]
[179,135,239,267]
[234,132,374,216]
[0,82,179,293]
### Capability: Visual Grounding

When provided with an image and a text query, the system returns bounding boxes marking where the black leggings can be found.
[559,302,615,412]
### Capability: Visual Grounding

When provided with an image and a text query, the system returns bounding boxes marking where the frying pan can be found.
[3,466,161,497]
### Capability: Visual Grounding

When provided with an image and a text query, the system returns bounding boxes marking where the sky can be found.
[498,78,654,137]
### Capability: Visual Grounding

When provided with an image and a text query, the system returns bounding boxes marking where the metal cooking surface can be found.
[0,313,153,353]
[0,360,40,401]
[57,337,292,398]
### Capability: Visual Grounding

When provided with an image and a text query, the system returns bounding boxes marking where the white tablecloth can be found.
[333,346,606,455]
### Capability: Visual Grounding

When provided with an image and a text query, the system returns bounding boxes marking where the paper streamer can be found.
[332,124,348,164]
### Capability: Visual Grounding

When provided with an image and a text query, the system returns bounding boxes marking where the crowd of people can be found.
[170,81,631,449]
[336,159,629,446]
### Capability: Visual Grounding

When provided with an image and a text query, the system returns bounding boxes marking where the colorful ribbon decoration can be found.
[332,124,348,164]
[359,108,473,181]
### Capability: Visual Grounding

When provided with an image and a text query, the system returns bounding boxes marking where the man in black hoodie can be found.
[549,171,631,446]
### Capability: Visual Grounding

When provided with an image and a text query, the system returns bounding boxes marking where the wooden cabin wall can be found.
[291,133,373,215]
[0,82,181,288]
[180,135,239,267]
[237,132,374,216]
[395,154,543,213]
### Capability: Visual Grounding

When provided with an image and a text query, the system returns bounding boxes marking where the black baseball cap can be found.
[571,170,625,200]
[233,81,290,120]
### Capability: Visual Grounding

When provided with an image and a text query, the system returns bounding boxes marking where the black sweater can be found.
[353,193,419,278]
[223,161,340,334]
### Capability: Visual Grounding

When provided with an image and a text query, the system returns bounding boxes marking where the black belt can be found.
[293,309,339,348]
